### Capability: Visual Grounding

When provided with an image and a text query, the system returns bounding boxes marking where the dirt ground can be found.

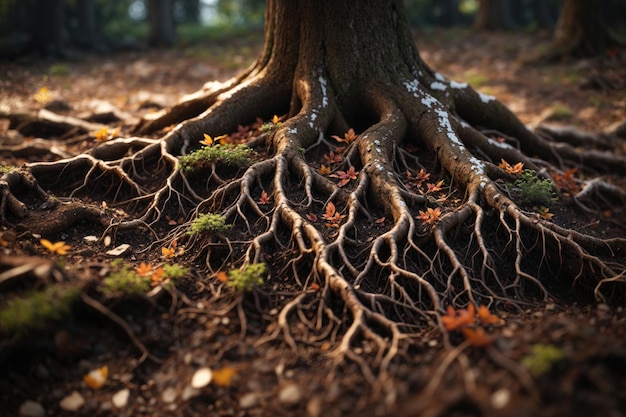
[1,28,626,417]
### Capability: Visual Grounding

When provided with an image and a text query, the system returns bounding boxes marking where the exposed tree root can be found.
[2,3,626,403]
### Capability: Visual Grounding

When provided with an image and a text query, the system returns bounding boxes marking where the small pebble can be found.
[112,389,130,408]
[162,387,177,403]
[182,386,200,401]
[106,243,131,256]
[59,391,85,411]
[18,400,45,417]
[278,383,302,406]
[491,388,510,409]
[191,367,212,389]
[83,235,99,244]
[239,392,258,409]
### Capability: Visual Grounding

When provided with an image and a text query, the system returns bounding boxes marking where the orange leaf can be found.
[150,267,165,284]
[83,365,108,389]
[441,304,476,331]
[309,282,320,291]
[331,128,357,144]
[498,159,524,175]
[324,202,337,219]
[136,262,153,276]
[425,180,444,194]
[212,366,237,387]
[162,246,175,259]
[416,207,442,225]
[461,327,493,348]
[216,271,228,283]
[318,165,331,175]
[477,305,501,325]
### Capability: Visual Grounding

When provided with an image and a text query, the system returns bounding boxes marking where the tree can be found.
[549,0,625,58]
[147,0,176,47]
[34,0,66,56]
[1,0,625,385]
[473,0,516,30]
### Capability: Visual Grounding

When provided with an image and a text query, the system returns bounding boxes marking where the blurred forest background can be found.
[0,0,624,59]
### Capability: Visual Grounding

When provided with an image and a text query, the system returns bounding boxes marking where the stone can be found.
[106,244,131,256]
[278,383,302,406]
[112,389,130,408]
[18,400,45,417]
[191,367,212,389]
[59,391,85,411]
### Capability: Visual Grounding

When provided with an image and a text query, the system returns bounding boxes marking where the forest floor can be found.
[1,29,626,417]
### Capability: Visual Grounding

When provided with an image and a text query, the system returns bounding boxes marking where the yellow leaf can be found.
[200,133,214,146]
[40,239,71,255]
[211,366,237,387]
[272,115,280,124]
[83,365,108,389]
[161,246,175,259]
[33,86,52,104]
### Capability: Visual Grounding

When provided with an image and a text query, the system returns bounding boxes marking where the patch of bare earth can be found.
[1,29,625,417]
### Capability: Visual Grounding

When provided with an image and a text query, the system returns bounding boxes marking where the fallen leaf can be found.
[216,271,228,282]
[318,164,331,175]
[441,304,476,331]
[83,365,108,389]
[211,366,237,387]
[258,190,271,205]
[462,327,494,347]
[136,262,152,276]
[477,305,501,325]
[416,207,442,224]
[331,128,357,144]
[162,246,175,259]
[40,239,71,255]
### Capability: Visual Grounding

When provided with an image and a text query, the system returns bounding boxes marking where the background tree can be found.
[1,0,625,393]
[473,0,516,30]
[549,0,626,59]
[147,0,176,47]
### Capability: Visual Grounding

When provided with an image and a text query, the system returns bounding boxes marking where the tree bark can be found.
[474,0,516,30]
[32,0,65,56]
[148,0,176,47]
[552,0,624,57]
[76,0,97,49]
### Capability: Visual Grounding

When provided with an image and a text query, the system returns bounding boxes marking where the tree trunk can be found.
[148,0,176,47]
[474,0,516,30]
[552,0,624,57]
[32,0,65,56]
[76,0,97,49]
[177,0,200,24]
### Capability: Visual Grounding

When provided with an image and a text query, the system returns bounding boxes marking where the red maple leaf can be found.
[330,166,359,187]
[258,190,271,205]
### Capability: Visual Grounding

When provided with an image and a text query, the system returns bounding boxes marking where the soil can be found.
[1,29,626,417]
